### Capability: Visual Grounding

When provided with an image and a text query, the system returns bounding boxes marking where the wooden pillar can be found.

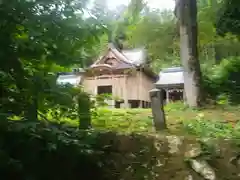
[94,76,97,95]
[145,101,148,109]
[139,68,143,105]
[166,89,170,104]
[149,88,167,130]
[111,71,115,108]
[123,74,128,108]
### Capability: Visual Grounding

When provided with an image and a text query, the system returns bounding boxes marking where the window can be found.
[97,86,112,95]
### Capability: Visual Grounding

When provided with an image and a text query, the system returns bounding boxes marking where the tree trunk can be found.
[175,0,202,107]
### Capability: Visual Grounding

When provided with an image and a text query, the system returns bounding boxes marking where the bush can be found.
[0,119,111,180]
[92,108,153,133]
[183,114,240,139]
[0,119,160,180]
[1,117,240,180]
[203,57,240,104]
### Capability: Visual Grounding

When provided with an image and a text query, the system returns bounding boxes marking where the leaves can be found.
[216,0,240,36]
[0,0,103,119]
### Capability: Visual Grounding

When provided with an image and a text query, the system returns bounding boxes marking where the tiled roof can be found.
[121,48,147,66]
[107,43,147,66]
[155,67,184,87]
[115,63,133,69]
[88,44,157,78]
[56,74,82,86]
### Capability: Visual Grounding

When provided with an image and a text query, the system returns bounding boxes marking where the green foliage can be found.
[0,119,104,180]
[78,91,91,129]
[87,0,240,75]
[0,0,103,124]
[92,108,153,133]
[40,102,240,140]
[1,0,240,177]
[216,0,240,36]
[164,101,189,112]
[0,118,168,180]
[92,104,239,138]
[37,84,93,129]
[95,93,113,106]
[183,115,240,139]
[86,0,240,74]
[203,57,240,104]
[126,9,180,71]
[1,116,240,180]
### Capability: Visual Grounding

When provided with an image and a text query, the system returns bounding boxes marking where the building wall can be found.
[126,71,154,101]
[83,75,126,100]
[83,71,155,102]
[142,72,156,101]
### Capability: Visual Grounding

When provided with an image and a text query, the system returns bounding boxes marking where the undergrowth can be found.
[39,102,240,139]
[1,103,240,180]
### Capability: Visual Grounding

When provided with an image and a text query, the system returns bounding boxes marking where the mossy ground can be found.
[5,102,240,180]
[46,102,240,139]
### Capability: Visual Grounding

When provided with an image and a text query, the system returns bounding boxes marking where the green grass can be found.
[92,108,153,133]
[45,102,240,139]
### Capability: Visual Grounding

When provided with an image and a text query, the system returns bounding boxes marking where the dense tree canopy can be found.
[90,0,240,70]
[0,0,103,118]
[216,0,240,36]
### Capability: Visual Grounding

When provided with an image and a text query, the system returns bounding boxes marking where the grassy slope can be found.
[57,102,240,138]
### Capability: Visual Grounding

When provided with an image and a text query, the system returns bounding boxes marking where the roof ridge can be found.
[109,47,135,67]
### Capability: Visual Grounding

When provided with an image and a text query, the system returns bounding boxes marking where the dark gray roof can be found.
[155,67,184,88]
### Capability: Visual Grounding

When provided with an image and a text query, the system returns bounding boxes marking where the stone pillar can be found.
[149,88,167,131]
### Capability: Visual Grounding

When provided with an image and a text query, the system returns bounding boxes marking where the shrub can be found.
[92,108,153,133]
[203,57,240,104]
[0,119,109,180]
[2,117,240,180]
[182,114,240,139]
[0,119,160,180]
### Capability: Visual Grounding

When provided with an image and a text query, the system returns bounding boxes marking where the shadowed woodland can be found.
[0,0,240,179]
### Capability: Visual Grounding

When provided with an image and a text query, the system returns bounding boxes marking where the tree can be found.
[89,0,240,73]
[110,0,145,49]
[89,0,129,55]
[197,0,240,63]
[175,0,202,107]
[216,0,240,37]
[0,0,102,119]
[126,9,180,71]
